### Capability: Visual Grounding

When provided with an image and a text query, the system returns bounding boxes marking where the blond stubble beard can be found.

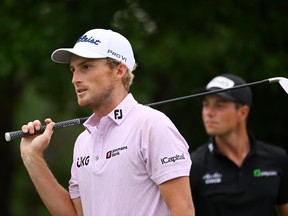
[78,82,115,113]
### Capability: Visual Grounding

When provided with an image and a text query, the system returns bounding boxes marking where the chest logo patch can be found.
[106,146,128,159]
[202,172,223,184]
[253,169,278,177]
[76,156,90,168]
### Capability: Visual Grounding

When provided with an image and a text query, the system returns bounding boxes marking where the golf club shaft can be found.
[146,79,268,106]
[4,79,270,142]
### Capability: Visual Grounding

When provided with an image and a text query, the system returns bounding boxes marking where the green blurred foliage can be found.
[1,0,288,215]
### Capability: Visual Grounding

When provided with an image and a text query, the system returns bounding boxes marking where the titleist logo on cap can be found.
[76,35,101,45]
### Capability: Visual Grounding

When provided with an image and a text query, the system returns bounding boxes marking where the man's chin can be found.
[205,129,218,136]
[77,100,89,108]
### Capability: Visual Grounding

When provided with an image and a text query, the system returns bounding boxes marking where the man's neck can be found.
[215,132,250,167]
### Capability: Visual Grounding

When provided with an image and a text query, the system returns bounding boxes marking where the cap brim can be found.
[51,48,107,63]
[216,92,237,101]
[207,87,237,102]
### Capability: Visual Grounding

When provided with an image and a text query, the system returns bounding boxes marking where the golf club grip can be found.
[5,117,88,142]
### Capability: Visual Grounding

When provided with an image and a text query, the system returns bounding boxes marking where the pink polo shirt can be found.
[69,93,192,216]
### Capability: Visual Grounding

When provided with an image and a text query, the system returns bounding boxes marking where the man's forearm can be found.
[23,154,78,216]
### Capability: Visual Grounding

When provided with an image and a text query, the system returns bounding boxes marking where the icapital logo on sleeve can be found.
[160,154,185,164]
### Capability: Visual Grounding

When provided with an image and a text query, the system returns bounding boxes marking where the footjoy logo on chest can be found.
[114,109,123,120]
[160,154,185,164]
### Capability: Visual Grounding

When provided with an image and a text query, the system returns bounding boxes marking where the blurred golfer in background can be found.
[190,74,288,216]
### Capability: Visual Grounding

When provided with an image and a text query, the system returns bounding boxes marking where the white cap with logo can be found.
[51,29,136,71]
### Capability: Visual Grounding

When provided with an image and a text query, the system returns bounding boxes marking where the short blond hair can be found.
[106,58,136,91]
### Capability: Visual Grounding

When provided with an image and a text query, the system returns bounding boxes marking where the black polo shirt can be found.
[190,135,288,216]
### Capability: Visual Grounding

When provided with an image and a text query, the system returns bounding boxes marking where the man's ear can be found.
[116,63,127,77]
[239,105,250,121]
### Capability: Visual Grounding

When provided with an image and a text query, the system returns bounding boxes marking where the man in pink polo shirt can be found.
[20,29,195,215]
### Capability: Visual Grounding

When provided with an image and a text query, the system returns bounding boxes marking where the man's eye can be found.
[216,103,226,108]
[83,65,90,69]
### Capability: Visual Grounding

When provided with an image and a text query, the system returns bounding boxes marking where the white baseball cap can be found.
[51,29,136,71]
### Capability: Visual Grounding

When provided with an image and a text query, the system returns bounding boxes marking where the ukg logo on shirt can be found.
[76,156,90,168]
